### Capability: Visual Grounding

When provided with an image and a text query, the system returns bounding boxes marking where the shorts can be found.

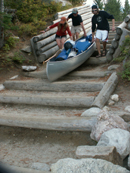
[96,30,108,42]
[71,25,81,34]
[55,34,66,39]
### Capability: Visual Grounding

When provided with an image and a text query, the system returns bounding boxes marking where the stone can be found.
[108,65,120,71]
[21,45,32,53]
[128,155,130,169]
[10,75,18,80]
[0,84,5,90]
[76,145,123,166]
[81,107,101,117]
[111,94,119,102]
[125,106,130,113]
[22,66,37,72]
[90,109,128,142]
[108,99,115,106]
[51,158,129,173]
[31,162,50,171]
[97,128,130,159]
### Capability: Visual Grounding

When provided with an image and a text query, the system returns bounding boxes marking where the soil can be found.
[0,36,130,171]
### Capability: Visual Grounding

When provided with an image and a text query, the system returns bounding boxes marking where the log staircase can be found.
[0,5,123,172]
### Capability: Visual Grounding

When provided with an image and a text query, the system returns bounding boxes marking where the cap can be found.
[92,5,98,9]
[72,8,78,14]
[60,17,67,24]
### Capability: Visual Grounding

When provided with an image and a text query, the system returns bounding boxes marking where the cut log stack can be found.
[30,5,93,63]
[106,15,130,62]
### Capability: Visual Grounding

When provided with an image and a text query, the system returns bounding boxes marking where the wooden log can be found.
[114,34,121,41]
[113,28,130,59]
[109,46,115,54]
[53,12,92,24]
[57,8,91,20]
[38,45,59,63]
[54,5,90,19]
[33,28,57,43]
[116,21,127,35]
[35,34,55,50]
[92,72,118,108]
[125,14,130,23]
[106,51,113,62]
[36,41,57,56]
[111,39,118,49]
[127,21,130,30]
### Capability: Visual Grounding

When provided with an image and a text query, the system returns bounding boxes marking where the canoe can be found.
[46,34,96,82]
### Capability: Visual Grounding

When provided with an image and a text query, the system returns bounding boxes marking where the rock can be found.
[31,162,50,171]
[21,45,32,53]
[90,109,128,142]
[51,158,129,173]
[54,0,71,6]
[128,155,130,169]
[22,66,37,72]
[81,107,101,117]
[76,145,123,166]
[108,99,115,106]
[125,106,130,113]
[108,65,120,71]
[10,75,18,80]
[0,84,5,90]
[97,128,130,159]
[111,94,119,102]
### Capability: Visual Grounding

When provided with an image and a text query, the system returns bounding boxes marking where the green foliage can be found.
[122,0,130,19]
[12,52,26,64]
[114,35,130,81]
[67,0,83,6]
[121,61,130,81]
[104,0,122,21]
[2,44,10,52]
[0,12,12,30]
[6,36,19,48]
[94,0,103,10]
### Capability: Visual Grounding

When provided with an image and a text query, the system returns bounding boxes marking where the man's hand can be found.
[112,26,115,32]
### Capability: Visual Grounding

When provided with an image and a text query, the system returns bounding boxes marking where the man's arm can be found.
[92,32,95,42]
[112,18,115,31]
[80,22,86,37]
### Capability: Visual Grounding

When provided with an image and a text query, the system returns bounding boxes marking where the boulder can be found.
[111,94,119,102]
[76,145,123,166]
[81,107,101,117]
[90,109,128,142]
[97,128,130,159]
[51,158,129,173]
[125,106,130,113]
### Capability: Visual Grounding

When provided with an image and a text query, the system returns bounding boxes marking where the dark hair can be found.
[92,5,98,9]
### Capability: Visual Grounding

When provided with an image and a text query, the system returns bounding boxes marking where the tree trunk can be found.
[0,0,4,48]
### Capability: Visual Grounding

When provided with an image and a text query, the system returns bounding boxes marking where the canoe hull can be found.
[46,42,96,82]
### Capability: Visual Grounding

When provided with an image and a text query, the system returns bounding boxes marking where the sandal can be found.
[102,49,107,56]
[96,54,102,58]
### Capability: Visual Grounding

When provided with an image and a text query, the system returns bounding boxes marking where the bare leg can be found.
[103,41,107,50]
[96,38,101,55]
[76,32,79,40]
[56,38,62,49]
[61,37,66,49]
[72,33,76,41]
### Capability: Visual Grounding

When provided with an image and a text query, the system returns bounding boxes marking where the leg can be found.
[75,32,80,40]
[56,38,62,49]
[61,37,66,49]
[96,38,101,55]
[102,41,107,56]
[71,33,76,41]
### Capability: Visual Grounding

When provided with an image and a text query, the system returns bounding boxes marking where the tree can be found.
[104,0,122,21]
[94,0,103,10]
[122,0,130,19]
[0,0,4,48]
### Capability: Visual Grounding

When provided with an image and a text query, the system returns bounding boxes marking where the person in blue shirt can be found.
[91,5,115,58]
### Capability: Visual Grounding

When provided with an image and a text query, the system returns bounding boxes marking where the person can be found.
[67,8,86,41]
[40,17,72,49]
[91,5,115,58]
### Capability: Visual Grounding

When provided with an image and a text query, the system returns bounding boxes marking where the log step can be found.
[0,90,96,108]
[3,80,105,92]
